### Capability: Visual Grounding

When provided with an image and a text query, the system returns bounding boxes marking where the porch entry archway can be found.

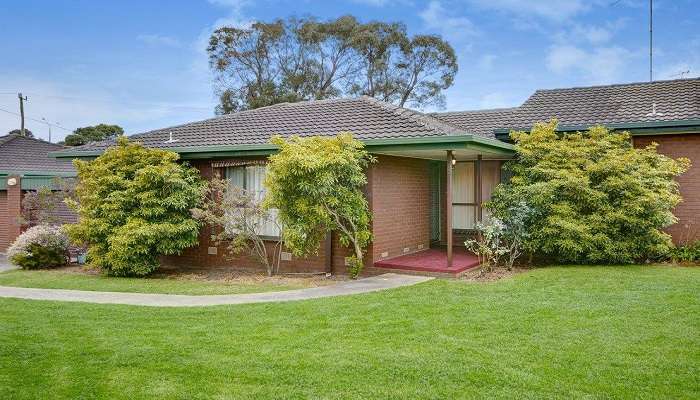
[428,154,504,267]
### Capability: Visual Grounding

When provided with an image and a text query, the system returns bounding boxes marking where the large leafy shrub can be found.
[7,225,69,269]
[264,133,374,278]
[65,137,205,276]
[490,120,690,264]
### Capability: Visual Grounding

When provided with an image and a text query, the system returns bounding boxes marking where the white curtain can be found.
[226,165,281,237]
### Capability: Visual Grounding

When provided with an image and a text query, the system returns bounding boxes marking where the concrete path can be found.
[0,273,432,307]
[0,255,17,273]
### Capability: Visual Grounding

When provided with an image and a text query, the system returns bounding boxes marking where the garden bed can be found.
[0,265,340,295]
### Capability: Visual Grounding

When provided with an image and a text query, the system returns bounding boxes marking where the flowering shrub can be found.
[465,219,510,275]
[7,225,70,269]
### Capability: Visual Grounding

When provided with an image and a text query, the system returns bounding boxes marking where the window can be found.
[452,162,477,229]
[225,165,280,238]
[451,160,502,229]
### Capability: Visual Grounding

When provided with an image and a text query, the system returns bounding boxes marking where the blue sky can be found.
[1,0,698,142]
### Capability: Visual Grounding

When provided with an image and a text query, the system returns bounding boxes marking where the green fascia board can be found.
[494,119,700,140]
[0,170,76,177]
[0,175,6,190]
[51,135,515,160]
[21,176,62,190]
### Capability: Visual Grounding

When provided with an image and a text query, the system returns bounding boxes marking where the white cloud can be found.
[479,92,512,109]
[546,44,633,83]
[477,54,496,70]
[467,0,600,21]
[137,34,181,47]
[0,73,214,142]
[420,1,479,43]
[350,0,393,6]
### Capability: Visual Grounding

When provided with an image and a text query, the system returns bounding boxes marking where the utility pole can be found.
[17,92,28,136]
[41,117,52,142]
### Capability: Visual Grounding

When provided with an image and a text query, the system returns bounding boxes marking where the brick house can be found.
[0,134,77,252]
[52,78,700,276]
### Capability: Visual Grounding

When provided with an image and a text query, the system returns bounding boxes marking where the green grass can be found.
[1,265,698,399]
[0,269,313,295]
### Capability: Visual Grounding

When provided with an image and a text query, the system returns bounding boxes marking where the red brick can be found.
[633,133,700,243]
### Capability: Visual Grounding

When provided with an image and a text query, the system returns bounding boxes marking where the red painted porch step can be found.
[374,248,481,274]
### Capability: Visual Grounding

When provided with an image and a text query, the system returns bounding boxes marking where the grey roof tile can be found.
[69,96,467,153]
[430,108,517,137]
[58,78,700,155]
[507,78,700,129]
[0,134,76,174]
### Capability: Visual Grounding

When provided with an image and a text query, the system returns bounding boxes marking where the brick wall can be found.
[1,176,23,252]
[163,155,430,275]
[370,155,431,262]
[162,159,356,275]
[633,133,700,243]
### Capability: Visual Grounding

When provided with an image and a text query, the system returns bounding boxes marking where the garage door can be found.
[0,191,8,252]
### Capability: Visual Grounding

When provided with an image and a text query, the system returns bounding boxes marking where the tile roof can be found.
[430,107,517,137]
[507,77,700,129]
[67,96,466,154]
[0,134,76,174]
[55,78,700,156]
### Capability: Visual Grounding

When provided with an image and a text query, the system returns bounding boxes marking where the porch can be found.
[374,247,480,276]
[367,135,515,277]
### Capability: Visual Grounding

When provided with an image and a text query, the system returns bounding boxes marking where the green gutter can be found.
[50,135,515,160]
[0,170,76,177]
[494,119,700,141]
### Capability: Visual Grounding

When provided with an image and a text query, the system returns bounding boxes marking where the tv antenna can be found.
[649,0,653,81]
[671,70,691,79]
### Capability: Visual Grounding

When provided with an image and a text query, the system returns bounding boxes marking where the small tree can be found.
[486,200,533,270]
[65,137,205,276]
[192,178,283,276]
[20,178,76,227]
[264,133,374,278]
[490,120,690,264]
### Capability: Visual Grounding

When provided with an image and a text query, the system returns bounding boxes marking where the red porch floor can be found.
[374,248,480,274]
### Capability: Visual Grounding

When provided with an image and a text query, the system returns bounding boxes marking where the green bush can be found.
[65,136,205,277]
[7,225,69,269]
[669,241,700,263]
[264,134,374,278]
[490,120,690,264]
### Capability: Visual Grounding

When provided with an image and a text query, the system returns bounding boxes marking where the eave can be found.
[493,119,700,141]
[50,135,516,160]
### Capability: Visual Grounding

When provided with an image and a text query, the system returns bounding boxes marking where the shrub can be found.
[465,219,510,275]
[65,136,205,277]
[669,241,700,263]
[264,133,374,278]
[7,225,69,269]
[490,120,690,264]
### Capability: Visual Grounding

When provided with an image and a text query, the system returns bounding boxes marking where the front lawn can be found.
[1,265,698,399]
[0,268,331,295]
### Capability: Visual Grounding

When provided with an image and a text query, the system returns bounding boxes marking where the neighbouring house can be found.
[0,134,77,252]
[52,78,700,276]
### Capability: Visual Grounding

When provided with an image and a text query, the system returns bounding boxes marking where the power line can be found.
[0,91,212,111]
[0,106,72,131]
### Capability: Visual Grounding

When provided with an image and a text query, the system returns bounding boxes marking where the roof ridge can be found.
[359,96,464,135]
[0,133,65,148]
[534,77,700,93]
[0,133,20,146]
[431,107,518,116]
